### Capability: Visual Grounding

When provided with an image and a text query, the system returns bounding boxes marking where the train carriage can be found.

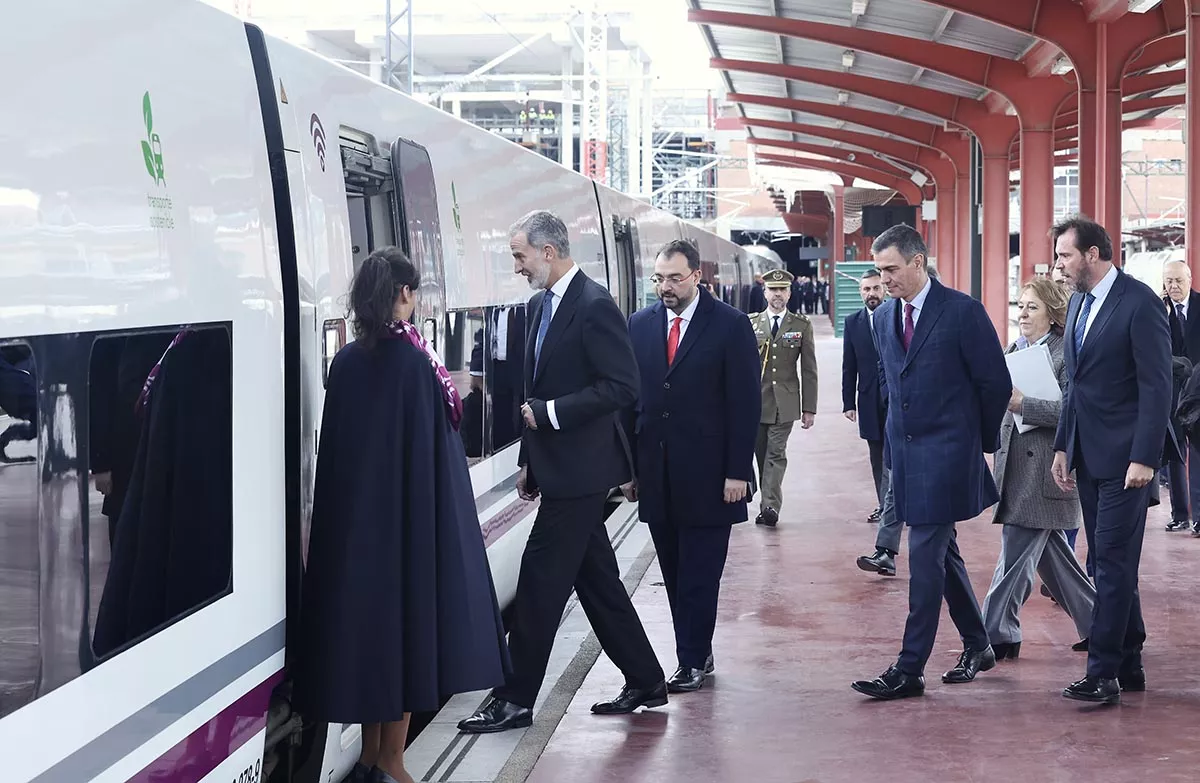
[0,2,759,781]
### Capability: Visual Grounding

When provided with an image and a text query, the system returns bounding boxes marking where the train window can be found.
[88,325,233,664]
[0,324,233,719]
[444,310,486,463]
[482,305,527,455]
[0,343,38,719]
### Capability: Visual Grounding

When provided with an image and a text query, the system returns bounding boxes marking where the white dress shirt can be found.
[765,305,787,337]
[902,276,933,328]
[665,291,702,344]
[1170,293,1189,323]
[1080,263,1118,342]
[543,264,581,430]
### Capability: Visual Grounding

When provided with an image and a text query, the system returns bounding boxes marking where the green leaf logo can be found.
[141,91,165,186]
[141,140,156,179]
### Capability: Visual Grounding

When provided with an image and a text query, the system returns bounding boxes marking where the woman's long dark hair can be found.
[349,246,421,349]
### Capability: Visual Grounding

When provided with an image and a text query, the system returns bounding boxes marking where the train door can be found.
[611,216,640,317]
[390,139,447,352]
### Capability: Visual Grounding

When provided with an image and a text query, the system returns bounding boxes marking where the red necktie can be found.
[667,316,682,364]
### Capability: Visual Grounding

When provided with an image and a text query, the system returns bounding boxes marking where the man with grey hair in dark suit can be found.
[458,210,667,734]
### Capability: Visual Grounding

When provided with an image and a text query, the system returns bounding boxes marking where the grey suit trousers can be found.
[874,467,904,555]
[981,525,1095,644]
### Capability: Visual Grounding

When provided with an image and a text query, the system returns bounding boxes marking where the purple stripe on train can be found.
[127,671,283,783]
[482,496,538,548]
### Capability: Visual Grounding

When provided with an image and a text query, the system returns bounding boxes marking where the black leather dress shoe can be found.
[456,697,533,733]
[856,549,896,577]
[1119,666,1146,692]
[703,653,715,674]
[942,646,996,683]
[1072,638,1089,652]
[756,507,779,527]
[667,666,705,693]
[591,681,668,714]
[851,665,925,700]
[1063,676,1120,704]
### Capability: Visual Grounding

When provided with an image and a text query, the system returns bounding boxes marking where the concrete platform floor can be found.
[526,316,1200,783]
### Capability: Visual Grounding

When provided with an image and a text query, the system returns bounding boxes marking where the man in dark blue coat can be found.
[1052,215,1171,704]
[624,239,760,693]
[851,224,1011,700]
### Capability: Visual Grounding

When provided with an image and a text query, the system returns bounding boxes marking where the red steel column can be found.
[1076,85,1098,220]
[936,183,957,290]
[1019,127,1056,280]
[983,152,1011,341]
[1094,23,1124,250]
[1188,0,1200,279]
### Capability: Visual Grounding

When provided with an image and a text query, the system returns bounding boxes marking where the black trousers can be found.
[867,438,885,507]
[494,492,663,708]
[1076,454,1148,680]
[897,523,989,676]
[647,516,732,670]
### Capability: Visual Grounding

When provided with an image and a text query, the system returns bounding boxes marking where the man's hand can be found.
[801,412,815,429]
[521,401,538,430]
[1125,462,1155,490]
[620,479,638,502]
[723,478,748,504]
[517,466,539,501]
[1008,387,1024,413]
[1051,451,1075,492]
[844,410,857,423]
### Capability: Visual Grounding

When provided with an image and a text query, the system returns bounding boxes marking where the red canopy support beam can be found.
[717,57,1016,326]
[1187,0,1200,280]
[755,153,925,205]
[692,6,1073,287]
[747,138,921,182]
[916,0,1186,241]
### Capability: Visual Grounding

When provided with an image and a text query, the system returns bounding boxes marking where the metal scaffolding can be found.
[383,0,414,93]
[607,86,628,193]
[579,1,609,184]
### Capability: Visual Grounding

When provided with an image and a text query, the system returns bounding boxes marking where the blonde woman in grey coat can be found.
[981,278,1095,660]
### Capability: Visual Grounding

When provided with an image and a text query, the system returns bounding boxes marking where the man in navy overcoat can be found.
[1051,215,1171,704]
[851,224,1011,700]
[624,238,760,692]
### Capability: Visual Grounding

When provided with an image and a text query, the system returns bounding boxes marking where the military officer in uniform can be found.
[751,268,818,526]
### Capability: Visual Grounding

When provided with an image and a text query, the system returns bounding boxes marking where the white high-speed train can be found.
[0,2,772,781]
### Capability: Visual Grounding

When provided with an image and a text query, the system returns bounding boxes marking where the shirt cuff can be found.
[547,399,561,430]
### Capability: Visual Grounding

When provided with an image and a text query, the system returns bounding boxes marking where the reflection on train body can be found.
[445,306,528,463]
[0,325,233,720]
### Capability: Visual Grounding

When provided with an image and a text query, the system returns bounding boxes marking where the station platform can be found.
[408,315,1200,783]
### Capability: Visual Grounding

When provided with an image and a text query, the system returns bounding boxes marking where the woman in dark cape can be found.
[296,247,509,783]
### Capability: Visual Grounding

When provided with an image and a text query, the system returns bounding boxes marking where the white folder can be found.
[1005,343,1060,434]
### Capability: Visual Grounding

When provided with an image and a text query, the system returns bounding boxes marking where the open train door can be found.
[389,138,448,353]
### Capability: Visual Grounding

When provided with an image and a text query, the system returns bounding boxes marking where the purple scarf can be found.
[382,319,464,431]
[136,327,195,414]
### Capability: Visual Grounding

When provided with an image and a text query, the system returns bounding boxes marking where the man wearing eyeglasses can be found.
[623,239,760,693]
[750,268,818,526]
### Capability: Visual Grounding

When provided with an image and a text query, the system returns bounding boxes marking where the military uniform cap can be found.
[762,268,794,288]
